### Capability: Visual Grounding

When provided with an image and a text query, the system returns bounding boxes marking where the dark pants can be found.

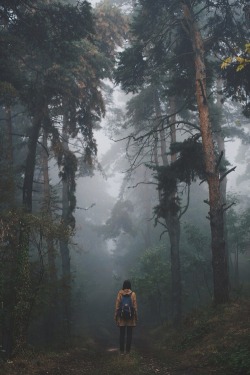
[119,326,133,353]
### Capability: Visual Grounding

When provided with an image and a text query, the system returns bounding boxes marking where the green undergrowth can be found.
[150,298,250,374]
[1,299,250,375]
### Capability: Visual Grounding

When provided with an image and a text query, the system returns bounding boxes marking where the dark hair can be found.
[123,279,131,290]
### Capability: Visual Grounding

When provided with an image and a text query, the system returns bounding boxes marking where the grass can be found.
[1,298,250,375]
[150,298,250,374]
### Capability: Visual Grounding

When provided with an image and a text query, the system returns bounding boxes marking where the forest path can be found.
[2,344,199,375]
[1,329,202,375]
[32,346,196,375]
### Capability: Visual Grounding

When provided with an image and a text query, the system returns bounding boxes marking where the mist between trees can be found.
[0,0,250,358]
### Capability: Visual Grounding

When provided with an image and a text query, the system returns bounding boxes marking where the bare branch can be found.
[160,230,168,239]
[37,140,49,157]
[75,203,96,210]
[219,166,236,182]
[199,178,207,185]
[223,202,236,212]
[128,181,157,189]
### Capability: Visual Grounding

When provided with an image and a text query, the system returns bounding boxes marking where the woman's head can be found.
[123,279,131,290]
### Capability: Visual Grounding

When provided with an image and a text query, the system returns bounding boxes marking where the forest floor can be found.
[1,299,250,375]
[0,346,203,375]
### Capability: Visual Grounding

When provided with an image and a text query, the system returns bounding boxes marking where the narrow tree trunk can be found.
[234,244,239,290]
[59,115,71,338]
[182,3,229,304]
[169,97,177,164]
[23,111,43,212]
[215,79,229,279]
[166,212,181,326]
[1,107,17,355]
[142,169,153,248]
[168,97,182,326]
[5,106,13,166]
[13,108,43,353]
[12,227,31,354]
[41,130,58,342]
[1,105,15,206]
[154,90,182,326]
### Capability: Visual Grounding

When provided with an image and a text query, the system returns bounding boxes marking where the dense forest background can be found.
[0,0,250,371]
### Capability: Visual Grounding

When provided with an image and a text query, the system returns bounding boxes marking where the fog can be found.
[1,0,250,362]
[61,81,250,342]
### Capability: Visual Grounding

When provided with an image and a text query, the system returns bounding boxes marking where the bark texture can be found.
[182,3,229,304]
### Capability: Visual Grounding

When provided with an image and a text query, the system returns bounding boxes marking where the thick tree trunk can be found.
[182,4,229,304]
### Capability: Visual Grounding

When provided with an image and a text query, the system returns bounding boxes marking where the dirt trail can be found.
[1,330,199,375]
[1,343,199,375]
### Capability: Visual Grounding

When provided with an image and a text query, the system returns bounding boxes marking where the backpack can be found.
[119,293,134,320]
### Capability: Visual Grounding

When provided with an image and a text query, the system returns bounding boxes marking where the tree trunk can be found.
[234,244,239,290]
[168,97,182,326]
[12,227,31,354]
[182,3,229,304]
[41,130,58,342]
[1,105,15,206]
[215,79,229,280]
[154,90,182,326]
[13,107,43,353]
[59,115,72,338]
[142,169,153,248]
[5,106,13,166]
[23,111,43,212]
[166,212,181,326]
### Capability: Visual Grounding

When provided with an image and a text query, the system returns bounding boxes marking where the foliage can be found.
[99,200,135,239]
[0,208,73,352]
[152,137,205,219]
[222,42,250,117]
[94,1,128,62]
[221,43,250,71]
[227,204,250,255]
[130,245,171,324]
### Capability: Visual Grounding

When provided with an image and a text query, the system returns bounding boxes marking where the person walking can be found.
[114,280,138,355]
